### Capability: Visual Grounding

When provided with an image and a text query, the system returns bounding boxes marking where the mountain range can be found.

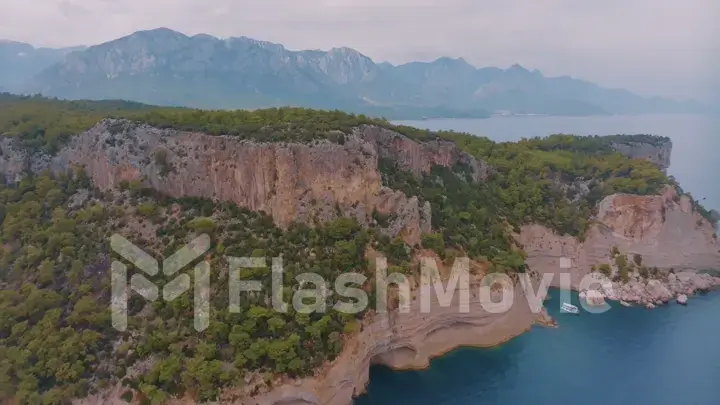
[0,28,708,119]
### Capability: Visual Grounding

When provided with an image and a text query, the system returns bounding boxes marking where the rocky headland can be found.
[0,111,716,405]
[610,136,672,171]
[518,185,720,308]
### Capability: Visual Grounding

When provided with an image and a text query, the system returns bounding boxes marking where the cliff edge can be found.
[518,186,720,289]
[240,286,542,405]
[611,136,672,170]
[0,120,488,246]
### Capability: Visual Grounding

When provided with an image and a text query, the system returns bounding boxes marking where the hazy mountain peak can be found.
[191,33,216,41]
[329,46,362,55]
[327,47,374,66]
[508,63,530,72]
[0,40,82,92]
[228,36,286,52]
[135,27,188,38]
[84,27,189,54]
[433,56,472,66]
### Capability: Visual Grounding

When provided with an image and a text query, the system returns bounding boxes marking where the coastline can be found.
[354,289,720,405]
[249,277,720,405]
[74,277,718,405]
[236,285,548,405]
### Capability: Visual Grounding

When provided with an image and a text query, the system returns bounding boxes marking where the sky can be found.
[0,0,717,101]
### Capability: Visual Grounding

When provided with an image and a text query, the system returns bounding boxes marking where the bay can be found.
[355,290,720,405]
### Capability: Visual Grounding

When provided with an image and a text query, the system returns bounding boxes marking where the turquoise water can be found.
[395,114,720,212]
[357,115,720,404]
[355,290,720,405]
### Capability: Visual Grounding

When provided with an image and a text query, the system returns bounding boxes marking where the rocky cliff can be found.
[0,120,488,246]
[611,138,672,170]
[75,283,546,405]
[518,186,720,289]
[232,284,544,405]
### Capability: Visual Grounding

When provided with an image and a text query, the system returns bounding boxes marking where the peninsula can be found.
[0,93,717,405]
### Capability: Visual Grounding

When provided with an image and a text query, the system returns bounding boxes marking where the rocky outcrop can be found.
[374,187,432,245]
[584,289,606,306]
[357,125,490,182]
[518,186,720,289]
[0,138,27,183]
[0,120,487,245]
[237,285,542,405]
[586,272,720,307]
[611,138,672,170]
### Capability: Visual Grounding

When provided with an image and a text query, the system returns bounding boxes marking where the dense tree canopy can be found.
[0,172,419,404]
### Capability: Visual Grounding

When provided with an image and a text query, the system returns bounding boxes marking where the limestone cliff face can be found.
[612,139,672,170]
[518,187,720,288]
[0,120,486,245]
[358,125,489,182]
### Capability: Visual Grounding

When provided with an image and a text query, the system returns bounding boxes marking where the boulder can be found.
[646,303,656,309]
[646,279,673,302]
[585,290,606,307]
[676,294,688,305]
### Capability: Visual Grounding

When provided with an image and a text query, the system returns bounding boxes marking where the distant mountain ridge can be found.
[0,40,84,93]
[2,28,708,118]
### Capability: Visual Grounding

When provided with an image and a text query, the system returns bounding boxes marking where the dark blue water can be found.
[355,290,720,405]
[395,114,720,212]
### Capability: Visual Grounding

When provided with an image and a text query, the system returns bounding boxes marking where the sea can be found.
[354,114,720,405]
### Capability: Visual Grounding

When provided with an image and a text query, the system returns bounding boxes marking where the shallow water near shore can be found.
[354,289,720,405]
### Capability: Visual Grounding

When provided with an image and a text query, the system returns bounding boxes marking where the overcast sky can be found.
[0,0,717,100]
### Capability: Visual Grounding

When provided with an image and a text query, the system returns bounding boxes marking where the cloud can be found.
[0,0,717,99]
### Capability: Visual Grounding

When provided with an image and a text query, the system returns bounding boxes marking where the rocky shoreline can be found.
[582,271,720,309]
[230,284,548,405]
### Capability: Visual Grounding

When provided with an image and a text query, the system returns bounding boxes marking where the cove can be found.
[354,289,720,405]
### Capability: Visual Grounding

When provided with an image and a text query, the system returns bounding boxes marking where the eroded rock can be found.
[585,290,606,306]
[0,120,487,246]
[518,187,720,289]
[611,139,672,170]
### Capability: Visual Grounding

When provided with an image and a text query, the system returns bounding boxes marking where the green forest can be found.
[0,172,416,404]
[0,94,711,405]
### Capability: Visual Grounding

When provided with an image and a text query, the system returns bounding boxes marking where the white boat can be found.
[561,302,580,314]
